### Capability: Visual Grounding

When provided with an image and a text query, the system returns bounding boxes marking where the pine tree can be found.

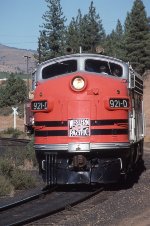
[104,20,125,60]
[115,20,125,59]
[66,10,83,53]
[66,2,105,54]
[82,1,105,53]
[37,30,48,63]
[104,30,116,57]
[39,0,66,61]
[145,16,150,70]
[124,0,150,74]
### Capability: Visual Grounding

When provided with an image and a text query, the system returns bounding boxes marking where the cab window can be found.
[85,59,123,77]
[110,63,123,77]
[42,60,77,79]
[85,59,110,74]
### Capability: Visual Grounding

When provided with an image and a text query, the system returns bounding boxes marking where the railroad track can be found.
[0,137,30,146]
[0,185,104,226]
[0,187,56,226]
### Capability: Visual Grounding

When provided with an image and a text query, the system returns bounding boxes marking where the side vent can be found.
[129,68,143,95]
[134,76,143,95]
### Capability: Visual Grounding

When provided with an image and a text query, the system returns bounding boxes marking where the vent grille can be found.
[45,154,57,185]
[134,75,143,95]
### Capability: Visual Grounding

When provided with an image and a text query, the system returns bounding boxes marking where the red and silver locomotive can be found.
[31,53,144,185]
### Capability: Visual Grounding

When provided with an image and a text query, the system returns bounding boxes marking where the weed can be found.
[0,158,14,177]
[10,168,36,190]
[0,175,14,196]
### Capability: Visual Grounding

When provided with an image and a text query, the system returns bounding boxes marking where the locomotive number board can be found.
[109,98,129,108]
[69,119,90,137]
[31,100,47,110]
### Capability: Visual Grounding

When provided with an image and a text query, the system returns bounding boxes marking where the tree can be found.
[66,10,82,53]
[37,30,48,63]
[66,1,105,54]
[38,0,66,61]
[104,20,125,60]
[124,0,150,74]
[81,1,105,53]
[65,19,76,53]
[0,74,27,107]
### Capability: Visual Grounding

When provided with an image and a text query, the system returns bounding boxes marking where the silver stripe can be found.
[34,142,130,152]
[90,142,130,149]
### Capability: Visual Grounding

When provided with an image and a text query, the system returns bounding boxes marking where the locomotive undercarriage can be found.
[35,143,136,185]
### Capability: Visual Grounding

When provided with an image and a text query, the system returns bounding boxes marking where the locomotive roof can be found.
[33,53,143,90]
[38,53,127,67]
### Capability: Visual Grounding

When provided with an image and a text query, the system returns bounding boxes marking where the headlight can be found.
[71,76,86,91]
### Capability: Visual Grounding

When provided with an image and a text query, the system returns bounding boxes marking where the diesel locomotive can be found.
[30,53,144,185]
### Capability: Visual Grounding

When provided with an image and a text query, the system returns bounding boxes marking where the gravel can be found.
[53,149,150,226]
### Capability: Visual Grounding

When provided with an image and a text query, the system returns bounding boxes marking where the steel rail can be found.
[5,186,104,226]
[0,187,55,212]
[0,137,30,143]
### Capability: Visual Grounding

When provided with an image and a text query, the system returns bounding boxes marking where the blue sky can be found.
[0,0,149,50]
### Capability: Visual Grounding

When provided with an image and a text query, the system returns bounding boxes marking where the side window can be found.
[42,60,77,79]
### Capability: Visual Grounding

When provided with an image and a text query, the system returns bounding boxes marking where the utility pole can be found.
[24,55,31,99]
[38,38,41,64]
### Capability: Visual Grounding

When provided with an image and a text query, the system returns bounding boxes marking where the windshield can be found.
[85,59,123,77]
[42,60,77,79]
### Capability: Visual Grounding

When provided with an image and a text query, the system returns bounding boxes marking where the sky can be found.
[0,0,149,51]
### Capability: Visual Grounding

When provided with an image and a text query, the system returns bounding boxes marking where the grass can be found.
[0,175,14,196]
[0,136,37,197]
[0,71,28,79]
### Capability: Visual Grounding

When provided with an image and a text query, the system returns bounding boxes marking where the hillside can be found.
[0,44,37,74]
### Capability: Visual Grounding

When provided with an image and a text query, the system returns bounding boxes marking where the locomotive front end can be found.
[32,54,136,185]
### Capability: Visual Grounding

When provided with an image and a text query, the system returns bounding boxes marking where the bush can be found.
[0,106,12,116]
[0,158,36,195]
[2,146,27,167]
[26,137,37,166]
[0,104,24,117]
[0,74,27,108]
[10,168,36,190]
[0,136,37,196]
[2,128,24,138]
[0,159,14,177]
[0,175,14,196]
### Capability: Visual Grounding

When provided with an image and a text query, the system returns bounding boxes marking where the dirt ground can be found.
[0,115,24,132]
[118,209,150,226]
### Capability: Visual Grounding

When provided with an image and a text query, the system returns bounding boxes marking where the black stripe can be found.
[91,119,128,126]
[35,119,128,127]
[35,130,67,136]
[35,121,68,127]
[35,129,128,137]
[91,129,128,135]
